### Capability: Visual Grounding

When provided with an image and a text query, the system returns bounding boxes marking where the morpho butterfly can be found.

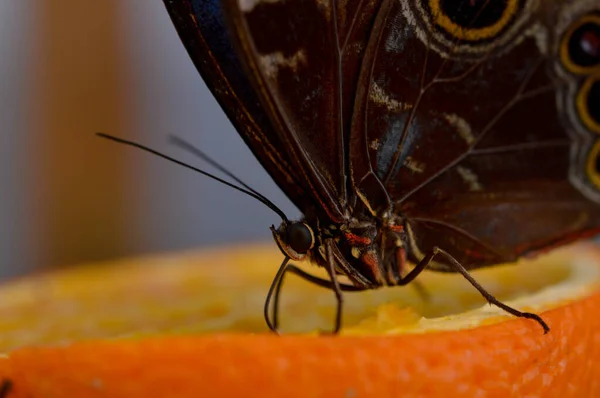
[153,0,600,334]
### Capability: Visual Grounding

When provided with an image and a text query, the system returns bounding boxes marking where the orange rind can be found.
[0,243,599,397]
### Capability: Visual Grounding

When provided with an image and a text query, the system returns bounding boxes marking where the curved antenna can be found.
[168,135,277,215]
[96,133,288,221]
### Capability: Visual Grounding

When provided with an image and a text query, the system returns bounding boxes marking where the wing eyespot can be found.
[586,140,600,189]
[560,14,600,75]
[558,10,600,203]
[428,0,521,42]
[403,0,536,59]
[576,74,600,134]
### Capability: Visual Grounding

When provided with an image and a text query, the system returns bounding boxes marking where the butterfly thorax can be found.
[271,211,408,288]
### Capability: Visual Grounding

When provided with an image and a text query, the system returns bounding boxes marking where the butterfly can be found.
[153,0,600,334]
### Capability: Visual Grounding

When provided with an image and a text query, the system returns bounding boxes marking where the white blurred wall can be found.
[120,1,297,255]
[0,1,297,279]
[0,1,37,277]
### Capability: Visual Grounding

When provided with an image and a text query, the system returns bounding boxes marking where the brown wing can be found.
[221,0,383,222]
[349,0,600,269]
[163,0,309,211]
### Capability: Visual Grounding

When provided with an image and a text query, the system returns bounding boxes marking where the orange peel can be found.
[0,243,599,397]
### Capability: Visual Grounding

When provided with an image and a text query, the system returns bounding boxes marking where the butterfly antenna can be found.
[96,133,289,221]
[168,135,277,211]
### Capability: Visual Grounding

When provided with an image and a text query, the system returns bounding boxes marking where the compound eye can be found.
[286,222,314,254]
[561,15,600,74]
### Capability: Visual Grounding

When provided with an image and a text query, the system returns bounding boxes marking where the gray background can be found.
[0,1,298,279]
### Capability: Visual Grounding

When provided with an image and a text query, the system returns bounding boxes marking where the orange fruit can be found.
[0,243,599,397]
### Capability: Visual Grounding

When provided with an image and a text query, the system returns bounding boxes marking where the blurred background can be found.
[0,1,298,279]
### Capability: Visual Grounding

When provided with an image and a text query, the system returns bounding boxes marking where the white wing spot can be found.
[315,0,330,12]
[348,41,366,56]
[457,166,483,191]
[444,113,475,145]
[527,23,549,56]
[370,139,381,151]
[370,82,412,113]
[260,50,307,78]
[239,0,281,12]
[403,156,425,174]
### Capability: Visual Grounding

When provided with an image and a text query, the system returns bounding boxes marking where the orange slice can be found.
[0,243,599,397]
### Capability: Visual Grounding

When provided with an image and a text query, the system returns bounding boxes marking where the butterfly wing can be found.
[350,1,600,269]
[218,0,386,221]
[165,0,600,270]
[162,0,311,211]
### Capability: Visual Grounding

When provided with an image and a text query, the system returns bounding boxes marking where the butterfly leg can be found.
[265,256,367,333]
[270,264,366,331]
[264,256,291,333]
[398,247,550,334]
[324,240,345,334]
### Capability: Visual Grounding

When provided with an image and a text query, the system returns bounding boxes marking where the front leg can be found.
[270,263,367,331]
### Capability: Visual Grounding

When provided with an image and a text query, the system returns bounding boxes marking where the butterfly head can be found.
[271,221,315,261]
[271,212,412,288]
